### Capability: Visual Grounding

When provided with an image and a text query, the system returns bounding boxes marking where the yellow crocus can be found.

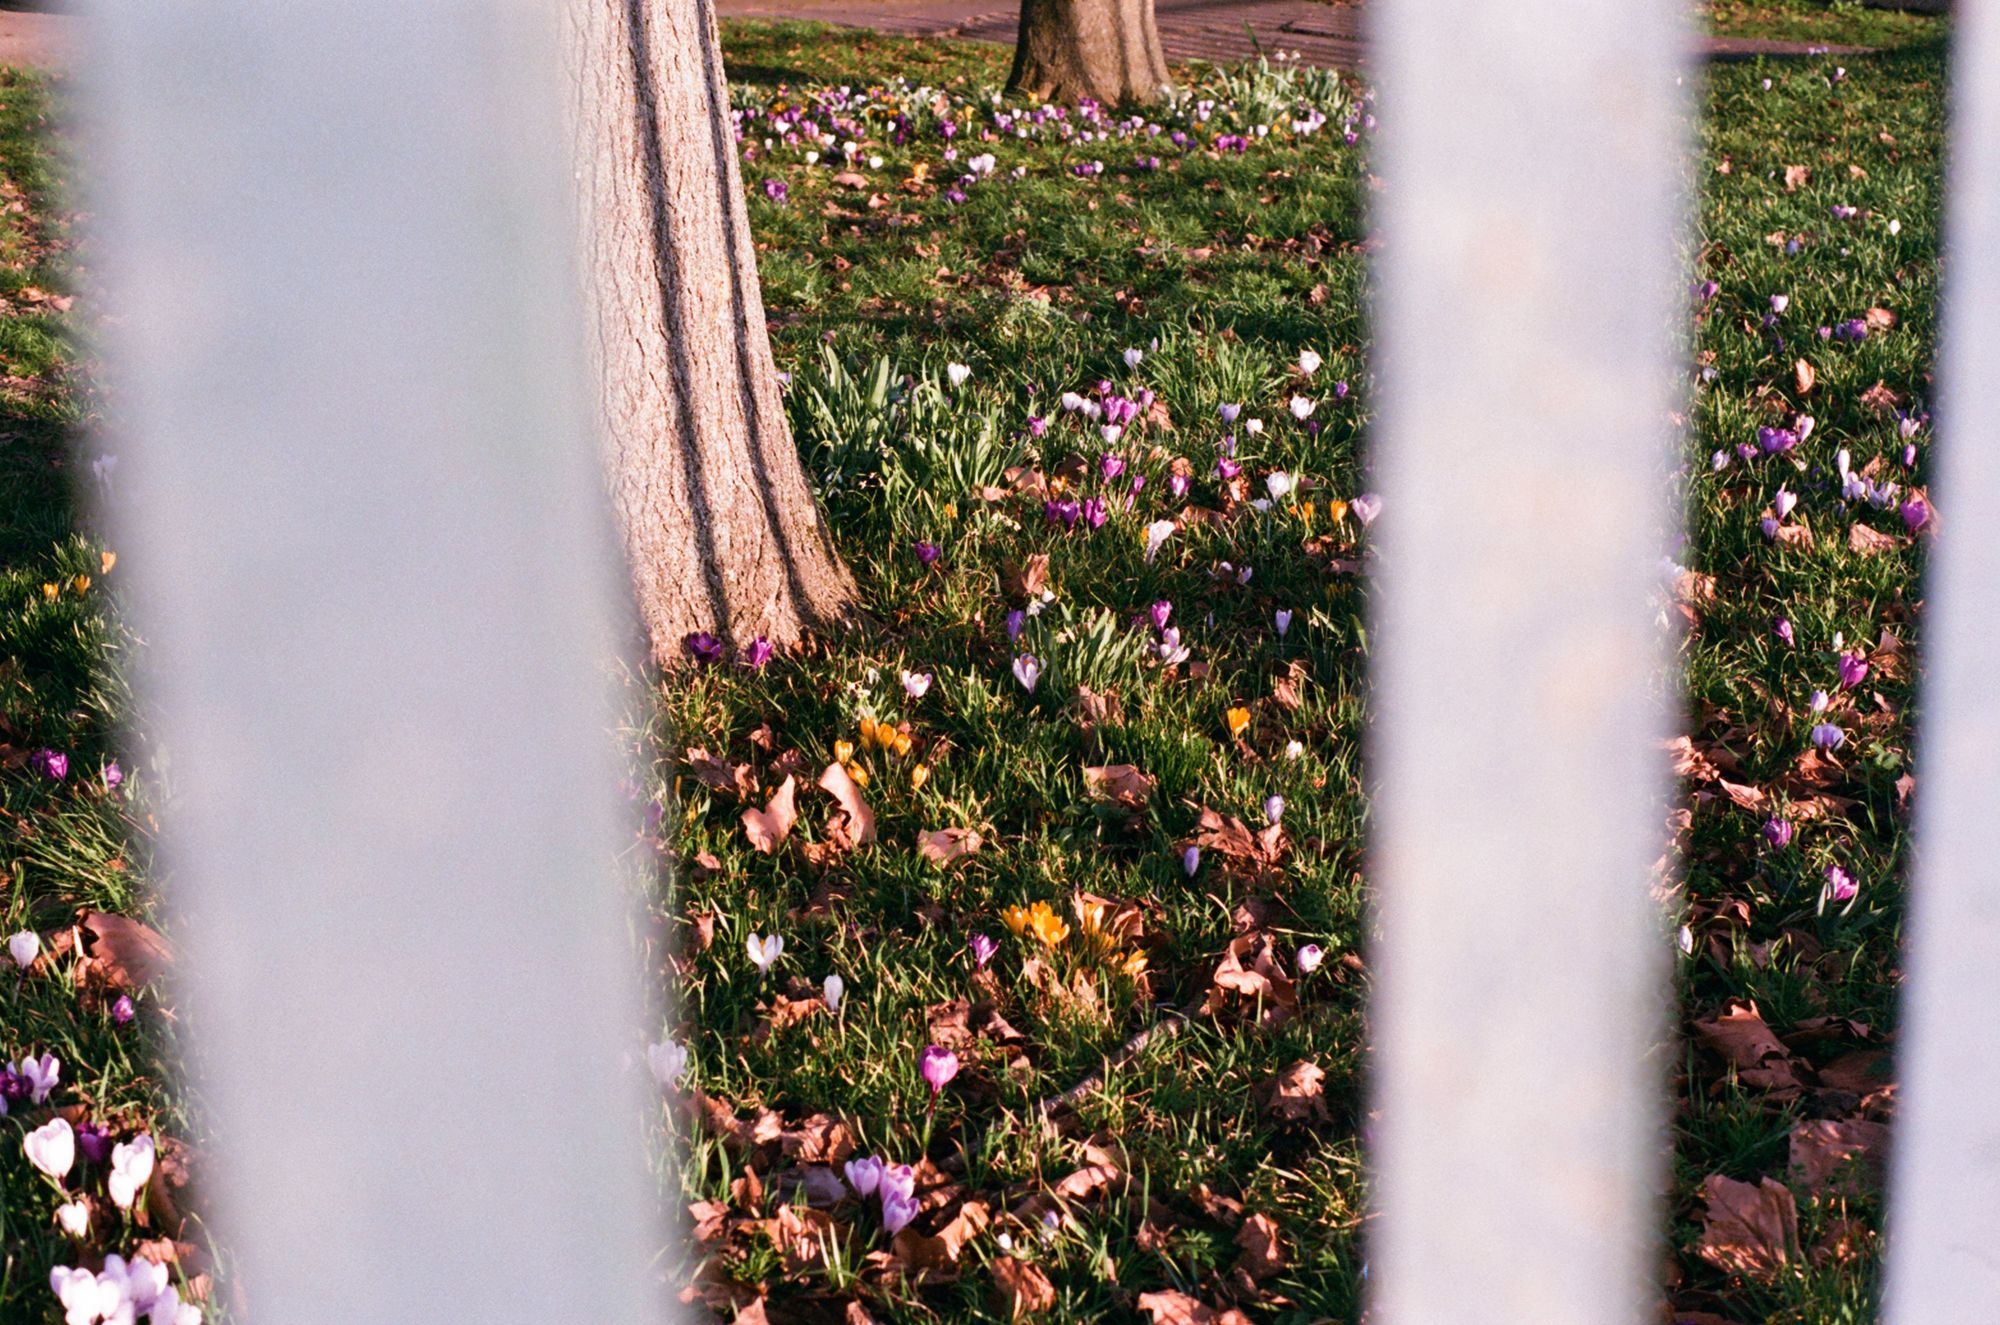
[1226,706,1252,739]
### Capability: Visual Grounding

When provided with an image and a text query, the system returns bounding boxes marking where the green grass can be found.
[1705,0,1948,50]
[0,24,1945,1325]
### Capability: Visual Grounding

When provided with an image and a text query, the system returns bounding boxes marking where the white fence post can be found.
[85,3,668,1321]
[1885,3,2000,1315]
[1365,2,1689,1320]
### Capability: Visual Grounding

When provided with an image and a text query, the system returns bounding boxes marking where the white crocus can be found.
[8,929,38,969]
[24,1116,75,1181]
[745,932,784,975]
[647,1039,689,1090]
[108,1134,156,1210]
[823,973,845,1014]
[1143,519,1177,563]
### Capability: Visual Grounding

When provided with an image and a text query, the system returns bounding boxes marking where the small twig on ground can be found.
[1034,1000,1203,1121]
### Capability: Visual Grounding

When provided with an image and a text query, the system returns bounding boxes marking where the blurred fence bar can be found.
[1365,3,1688,1321]
[87,3,665,1321]
[1885,3,2000,1316]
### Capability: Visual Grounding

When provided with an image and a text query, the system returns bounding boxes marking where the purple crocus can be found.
[969,934,997,968]
[1168,474,1191,500]
[1045,498,1081,530]
[882,1191,921,1235]
[30,750,68,781]
[1274,609,1293,639]
[111,995,136,1027]
[914,540,942,568]
[1836,652,1869,689]
[919,1044,960,1096]
[1350,493,1383,527]
[1823,863,1859,904]
[1264,795,1286,825]
[741,636,774,669]
[1100,453,1127,482]
[1219,403,1242,424]
[102,760,123,791]
[683,632,724,666]
[761,178,788,202]
[1901,497,1931,532]
[1811,722,1847,752]
[1006,609,1027,642]
[1217,458,1242,480]
[1182,845,1201,876]
[1763,817,1794,849]
[844,1155,885,1198]
[76,1121,113,1167]
[1774,617,1796,648]
[1080,497,1109,529]
[1148,600,1173,632]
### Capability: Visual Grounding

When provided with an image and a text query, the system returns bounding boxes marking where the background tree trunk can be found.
[1007,0,1172,106]
[566,0,857,667]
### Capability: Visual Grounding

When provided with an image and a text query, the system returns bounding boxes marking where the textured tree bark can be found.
[1007,0,1173,106]
[566,0,857,666]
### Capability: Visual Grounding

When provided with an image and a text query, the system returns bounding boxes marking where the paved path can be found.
[0,9,71,70]
[0,2,1870,75]
[714,0,1871,69]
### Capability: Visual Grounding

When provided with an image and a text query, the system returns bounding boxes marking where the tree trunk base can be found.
[1007,0,1172,107]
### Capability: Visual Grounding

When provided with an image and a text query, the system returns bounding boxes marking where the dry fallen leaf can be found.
[1234,1211,1287,1280]
[1848,522,1903,556]
[917,827,984,866]
[740,776,798,854]
[1783,163,1810,191]
[990,1257,1057,1319]
[1212,933,1299,1013]
[1793,358,1816,395]
[1258,1059,1330,1123]
[1788,1118,1889,1195]
[1002,553,1051,600]
[1858,380,1904,415]
[819,761,877,846]
[1692,999,1810,1096]
[78,911,174,990]
[891,1199,990,1275]
[1135,1290,1253,1325]
[686,747,757,798]
[1696,1174,1799,1282]
[1083,764,1156,809]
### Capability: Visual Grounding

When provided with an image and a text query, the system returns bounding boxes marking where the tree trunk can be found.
[566,0,857,667]
[1007,0,1173,106]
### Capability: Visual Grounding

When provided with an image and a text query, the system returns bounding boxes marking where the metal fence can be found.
[84,0,1991,1320]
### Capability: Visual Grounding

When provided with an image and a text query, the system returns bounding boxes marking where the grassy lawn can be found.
[0,20,1942,1325]
[1705,0,1948,49]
